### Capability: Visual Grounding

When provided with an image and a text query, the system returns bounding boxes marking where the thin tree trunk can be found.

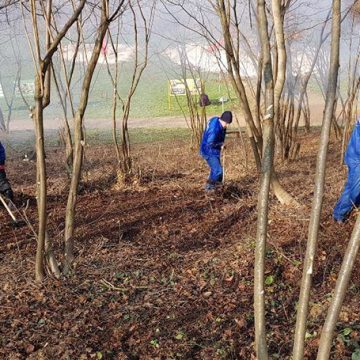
[45,231,61,278]
[52,65,74,176]
[316,215,360,359]
[33,0,52,282]
[33,75,47,283]
[272,0,286,147]
[317,216,360,360]
[289,12,331,156]
[64,113,83,272]
[104,27,123,166]
[111,68,122,165]
[24,0,87,280]
[64,4,110,273]
[254,0,275,358]
[118,0,153,177]
[271,171,298,205]
[292,1,341,358]
[212,0,296,205]
[234,113,248,169]
[341,76,360,163]
[270,0,297,206]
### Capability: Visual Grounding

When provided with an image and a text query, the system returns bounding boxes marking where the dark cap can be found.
[220,111,233,124]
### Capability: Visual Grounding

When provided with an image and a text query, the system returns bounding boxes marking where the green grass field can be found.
[4,127,192,155]
[1,51,331,129]
[85,127,191,145]
[0,56,236,123]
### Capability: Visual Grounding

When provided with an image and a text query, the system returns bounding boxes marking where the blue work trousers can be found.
[333,164,360,222]
[204,155,223,188]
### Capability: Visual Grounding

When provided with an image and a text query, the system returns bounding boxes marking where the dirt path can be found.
[8,116,189,132]
[7,98,326,133]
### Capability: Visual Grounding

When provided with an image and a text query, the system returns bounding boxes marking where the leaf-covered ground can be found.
[0,130,359,359]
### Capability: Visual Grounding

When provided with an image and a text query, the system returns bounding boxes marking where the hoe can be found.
[0,194,25,228]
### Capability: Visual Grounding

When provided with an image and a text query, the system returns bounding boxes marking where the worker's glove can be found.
[1,188,14,202]
[0,169,13,202]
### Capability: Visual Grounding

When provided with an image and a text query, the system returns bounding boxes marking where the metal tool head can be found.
[11,219,26,228]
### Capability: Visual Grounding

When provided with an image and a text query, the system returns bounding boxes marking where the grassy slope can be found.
[0,56,236,122]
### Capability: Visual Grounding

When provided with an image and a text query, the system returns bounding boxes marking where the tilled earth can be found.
[0,131,359,359]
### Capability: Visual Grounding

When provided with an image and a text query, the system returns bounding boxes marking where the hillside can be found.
[0,129,359,359]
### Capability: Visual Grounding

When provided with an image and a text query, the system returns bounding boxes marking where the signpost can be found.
[168,78,202,109]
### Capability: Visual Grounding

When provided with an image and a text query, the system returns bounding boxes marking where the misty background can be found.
[0,0,358,133]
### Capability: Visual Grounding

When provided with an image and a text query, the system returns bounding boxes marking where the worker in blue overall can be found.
[200,111,232,191]
[334,116,360,222]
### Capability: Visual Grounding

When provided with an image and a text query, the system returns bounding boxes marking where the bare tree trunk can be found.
[234,112,248,169]
[270,0,298,206]
[64,111,84,272]
[51,15,82,177]
[45,231,61,278]
[64,0,129,274]
[121,103,132,175]
[341,76,360,163]
[64,1,113,273]
[31,0,52,283]
[164,0,296,204]
[118,0,153,178]
[216,0,262,156]
[292,1,341,358]
[254,0,276,358]
[174,46,207,149]
[0,69,18,133]
[316,215,360,359]
[272,0,286,152]
[271,172,298,205]
[111,58,122,165]
[289,12,331,157]
[104,26,123,167]
[24,0,86,281]
[33,75,47,282]
[52,64,74,176]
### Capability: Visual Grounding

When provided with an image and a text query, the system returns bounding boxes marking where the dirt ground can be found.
[1,129,360,359]
[8,94,326,132]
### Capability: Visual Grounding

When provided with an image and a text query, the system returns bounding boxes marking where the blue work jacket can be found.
[345,120,360,167]
[0,142,5,165]
[200,117,226,158]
